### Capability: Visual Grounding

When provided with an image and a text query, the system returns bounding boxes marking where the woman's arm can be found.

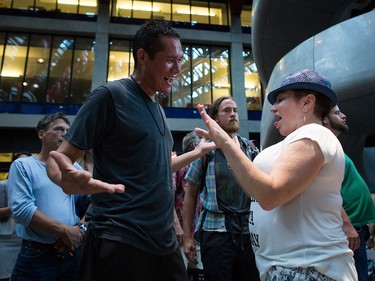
[196,104,324,210]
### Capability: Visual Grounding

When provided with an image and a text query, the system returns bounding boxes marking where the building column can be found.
[91,0,110,90]
[230,14,249,137]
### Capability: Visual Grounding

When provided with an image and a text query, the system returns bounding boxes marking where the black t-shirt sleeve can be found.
[66,85,116,150]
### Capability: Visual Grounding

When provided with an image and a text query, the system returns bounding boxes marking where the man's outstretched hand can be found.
[49,151,125,195]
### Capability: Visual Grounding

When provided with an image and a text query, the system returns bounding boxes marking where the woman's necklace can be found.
[130,76,166,136]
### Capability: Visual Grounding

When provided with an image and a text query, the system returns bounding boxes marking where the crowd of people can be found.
[1,19,375,281]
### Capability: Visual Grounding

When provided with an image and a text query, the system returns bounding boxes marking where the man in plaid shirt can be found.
[182,96,260,281]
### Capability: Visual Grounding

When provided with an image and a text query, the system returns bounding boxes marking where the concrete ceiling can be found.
[251,0,375,175]
[251,0,375,88]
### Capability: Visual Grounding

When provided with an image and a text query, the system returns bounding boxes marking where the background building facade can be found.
[0,0,261,178]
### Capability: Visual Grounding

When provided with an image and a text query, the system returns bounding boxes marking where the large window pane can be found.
[243,49,262,110]
[35,0,57,11]
[191,0,208,24]
[211,47,230,101]
[132,0,152,19]
[172,0,190,23]
[171,45,191,107]
[115,0,132,17]
[191,46,211,107]
[78,0,97,15]
[241,5,252,29]
[107,39,134,82]
[70,38,95,103]
[47,36,74,104]
[12,0,34,10]
[170,44,231,109]
[24,35,52,103]
[0,34,29,102]
[0,0,12,8]
[57,0,79,13]
[152,0,171,21]
[209,1,227,26]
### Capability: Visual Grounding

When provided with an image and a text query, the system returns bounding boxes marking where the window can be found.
[0,34,29,102]
[106,40,232,109]
[1,0,97,15]
[241,5,252,31]
[70,38,95,102]
[171,45,231,108]
[0,32,95,106]
[243,48,262,110]
[24,35,52,103]
[211,47,230,101]
[112,0,229,28]
[107,39,134,82]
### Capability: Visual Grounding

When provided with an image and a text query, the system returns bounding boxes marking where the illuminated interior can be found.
[113,0,228,26]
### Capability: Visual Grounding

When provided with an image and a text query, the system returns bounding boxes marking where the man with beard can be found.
[323,105,375,281]
[182,96,260,281]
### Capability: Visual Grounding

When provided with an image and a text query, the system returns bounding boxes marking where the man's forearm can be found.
[29,209,66,237]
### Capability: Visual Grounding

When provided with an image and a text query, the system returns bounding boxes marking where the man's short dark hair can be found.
[36,112,70,132]
[132,19,181,69]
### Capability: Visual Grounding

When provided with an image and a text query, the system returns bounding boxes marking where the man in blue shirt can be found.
[8,112,84,281]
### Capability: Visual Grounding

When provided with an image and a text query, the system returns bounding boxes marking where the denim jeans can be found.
[11,240,81,281]
[354,225,370,281]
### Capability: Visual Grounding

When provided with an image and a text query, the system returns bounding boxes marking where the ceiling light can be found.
[176,10,215,17]
[118,4,160,12]
[0,72,21,77]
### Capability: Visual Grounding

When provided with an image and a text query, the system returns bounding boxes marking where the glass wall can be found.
[241,4,252,31]
[0,32,95,105]
[0,34,29,103]
[0,0,258,30]
[0,0,97,15]
[0,32,261,115]
[169,45,231,108]
[243,48,262,111]
[108,39,134,82]
[112,0,229,27]
[107,39,231,109]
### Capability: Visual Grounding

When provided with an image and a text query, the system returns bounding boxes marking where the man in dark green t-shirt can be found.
[324,105,375,281]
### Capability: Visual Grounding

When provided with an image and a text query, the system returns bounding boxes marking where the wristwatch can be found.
[79,223,88,234]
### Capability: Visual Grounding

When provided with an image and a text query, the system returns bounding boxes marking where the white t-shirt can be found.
[250,124,357,281]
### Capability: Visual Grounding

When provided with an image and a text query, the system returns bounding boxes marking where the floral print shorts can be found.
[266,266,335,281]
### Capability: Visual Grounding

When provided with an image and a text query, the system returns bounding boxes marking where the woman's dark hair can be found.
[209,96,235,119]
[132,19,181,69]
[293,90,332,120]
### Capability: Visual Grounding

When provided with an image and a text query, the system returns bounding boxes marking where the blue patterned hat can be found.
[267,69,338,107]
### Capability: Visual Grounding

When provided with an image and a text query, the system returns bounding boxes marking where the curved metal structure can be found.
[252,0,375,184]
